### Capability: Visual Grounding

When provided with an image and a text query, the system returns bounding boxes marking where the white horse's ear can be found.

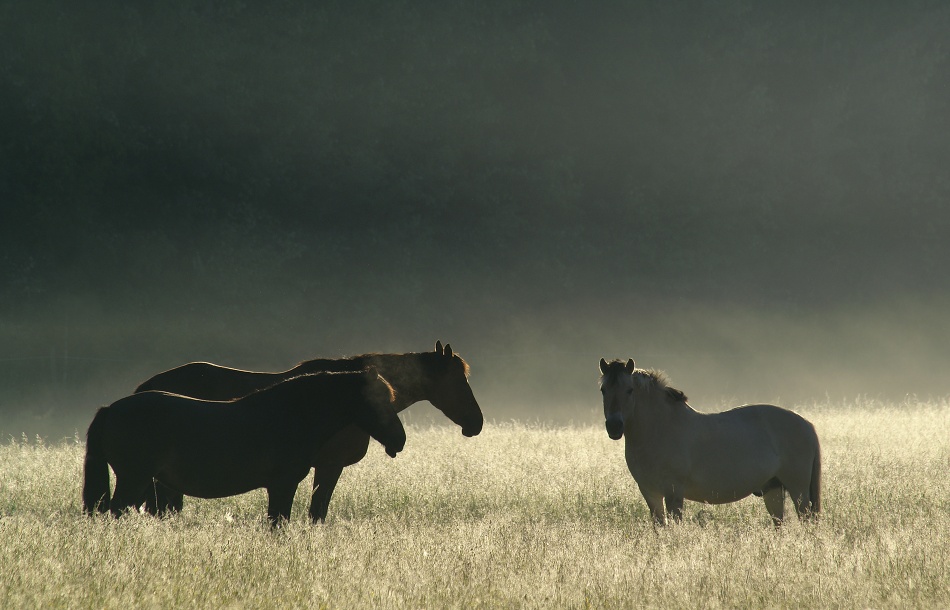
[599,358,609,374]
[445,344,453,358]
[625,359,636,373]
[435,341,443,354]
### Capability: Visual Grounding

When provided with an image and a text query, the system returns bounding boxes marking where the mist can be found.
[3,1,949,438]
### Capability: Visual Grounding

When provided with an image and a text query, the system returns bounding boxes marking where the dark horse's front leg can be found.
[308,426,372,523]
[309,465,344,523]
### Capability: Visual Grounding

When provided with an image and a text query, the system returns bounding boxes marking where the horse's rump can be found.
[81,407,112,514]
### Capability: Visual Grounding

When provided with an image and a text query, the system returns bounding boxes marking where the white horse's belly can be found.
[623,414,784,505]
[682,484,756,504]
[681,448,779,503]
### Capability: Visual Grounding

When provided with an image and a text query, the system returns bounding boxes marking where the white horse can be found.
[599,358,821,526]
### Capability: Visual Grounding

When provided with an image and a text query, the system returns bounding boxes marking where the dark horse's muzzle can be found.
[384,426,407,458]
[461,418,483,437]
[605,415,624,440]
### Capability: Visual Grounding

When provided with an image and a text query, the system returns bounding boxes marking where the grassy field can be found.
[1,400,948,609]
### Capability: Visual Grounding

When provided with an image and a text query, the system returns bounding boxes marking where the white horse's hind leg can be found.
[762,487,786,526]
[788,487,813,521]
[778,466,814,522]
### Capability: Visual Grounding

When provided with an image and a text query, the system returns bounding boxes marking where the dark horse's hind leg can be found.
[309,465,344,523]
[110,476,151,517]
[144,480,185,516]
[266,482,299,527]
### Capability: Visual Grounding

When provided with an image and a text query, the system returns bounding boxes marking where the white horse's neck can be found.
[624,388,691,441]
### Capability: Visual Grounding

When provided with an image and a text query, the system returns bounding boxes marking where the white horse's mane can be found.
[600,360,687,403]
[634,369,688,403]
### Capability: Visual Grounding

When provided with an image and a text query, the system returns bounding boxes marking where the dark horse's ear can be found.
[625,359,635,373]
[435,341,443,354]
[599,358,609,375]
[444,344,453,358]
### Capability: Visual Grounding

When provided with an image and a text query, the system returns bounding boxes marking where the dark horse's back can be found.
[135,356,378,401]
[135,362,286,401]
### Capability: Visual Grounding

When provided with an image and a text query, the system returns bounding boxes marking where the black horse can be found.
[82,369,406,525]
[134,341,482,521]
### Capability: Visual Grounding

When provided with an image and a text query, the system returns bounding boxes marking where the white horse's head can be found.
[598,358,636,440]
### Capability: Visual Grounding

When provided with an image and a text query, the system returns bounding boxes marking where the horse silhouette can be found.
[133,341,481,521]
[83,369,405,525]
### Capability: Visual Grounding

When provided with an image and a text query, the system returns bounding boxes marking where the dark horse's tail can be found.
[82,407,111,514]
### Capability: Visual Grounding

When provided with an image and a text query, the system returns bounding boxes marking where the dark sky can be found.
[2,1,950,437]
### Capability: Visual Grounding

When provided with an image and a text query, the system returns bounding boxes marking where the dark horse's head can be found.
[357,368,406,458]
[599,358,636,440]
[422,341,484,437]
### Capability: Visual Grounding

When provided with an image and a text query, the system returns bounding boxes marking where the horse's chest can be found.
[624,441,688,488]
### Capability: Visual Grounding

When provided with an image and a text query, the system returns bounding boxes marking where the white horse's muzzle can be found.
[605,414,624,440]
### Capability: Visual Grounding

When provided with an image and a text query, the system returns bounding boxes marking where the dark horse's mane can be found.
[599,359,687,403]
[247,371,396,404]
[295,351,471,378]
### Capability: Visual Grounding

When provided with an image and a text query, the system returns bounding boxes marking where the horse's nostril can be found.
[605,418,624,440]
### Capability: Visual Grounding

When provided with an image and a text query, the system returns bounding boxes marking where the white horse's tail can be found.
[808,444,822,519]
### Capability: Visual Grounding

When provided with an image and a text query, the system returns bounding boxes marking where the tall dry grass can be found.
[1,400,948,608]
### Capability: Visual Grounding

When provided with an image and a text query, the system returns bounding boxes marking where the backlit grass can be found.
[1,401,948,608]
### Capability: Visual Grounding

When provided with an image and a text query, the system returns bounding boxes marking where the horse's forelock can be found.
[599,359,630,388]
[419,350,470,378]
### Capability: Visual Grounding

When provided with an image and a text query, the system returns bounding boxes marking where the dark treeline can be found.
[2,1,950,434]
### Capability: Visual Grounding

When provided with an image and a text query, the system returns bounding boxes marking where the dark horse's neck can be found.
[293,353,429,412]
[241,373,357,429]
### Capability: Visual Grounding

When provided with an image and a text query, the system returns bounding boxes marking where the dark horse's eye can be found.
[626,389,634,395]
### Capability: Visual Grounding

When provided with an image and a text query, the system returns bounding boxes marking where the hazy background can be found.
[3,1,949,438]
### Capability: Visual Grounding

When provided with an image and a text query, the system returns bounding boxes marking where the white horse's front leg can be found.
[664,493,684,523]
[638,486,667,526]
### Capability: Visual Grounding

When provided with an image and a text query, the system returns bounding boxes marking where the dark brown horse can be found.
[134,341,482,521]
[83,369,406,525]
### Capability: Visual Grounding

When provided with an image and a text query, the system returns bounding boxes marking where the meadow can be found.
[1,400,948,609]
